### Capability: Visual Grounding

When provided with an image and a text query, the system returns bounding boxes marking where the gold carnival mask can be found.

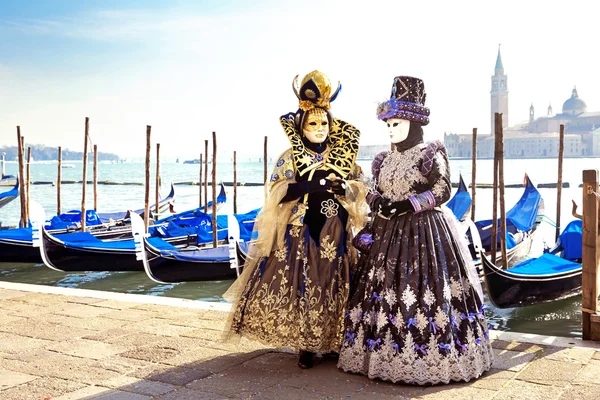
[302,109,329,144]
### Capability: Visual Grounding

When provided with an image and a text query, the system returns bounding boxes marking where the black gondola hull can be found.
[41,227,142,272]
[0,240,42,263]
[480,252,582,308]
[143,239,248,283]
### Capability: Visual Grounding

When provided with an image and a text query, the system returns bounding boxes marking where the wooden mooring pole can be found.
[233,150,237,214]
[144,126,151,230]
[155,143,161,219]
[93,144,98,211]
[199,153,203,208]
[471,127,477,221]
[211,132,217,248]
[16,128,27,228]
[491,114,501,264]
[204,140,209,213]
[81,117,90,231]
[57,146,62,215]
[1,152,5,177]
[582,169,600,340]
[497,116,507,266]
[26,147,31,219]
[556,124,565,242]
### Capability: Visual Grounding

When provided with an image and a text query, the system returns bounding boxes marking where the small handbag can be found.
[352,220,374,254]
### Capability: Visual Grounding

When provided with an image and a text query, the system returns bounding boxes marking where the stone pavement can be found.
[1,282,600,400]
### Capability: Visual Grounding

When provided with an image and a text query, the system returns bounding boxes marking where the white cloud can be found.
[1,0,599,159]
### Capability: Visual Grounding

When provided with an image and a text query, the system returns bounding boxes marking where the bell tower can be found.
[490,45,509,134]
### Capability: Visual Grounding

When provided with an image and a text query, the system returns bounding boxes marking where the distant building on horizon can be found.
[444,47,600,158]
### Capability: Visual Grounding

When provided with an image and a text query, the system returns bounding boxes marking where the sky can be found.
[1,0,599,160]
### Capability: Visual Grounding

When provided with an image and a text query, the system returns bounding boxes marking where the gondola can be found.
[137,209,259,283]
[0,176,19,209]
[0,183,181,263]
[467,174,543,268]
[38,206,256,273]
[480,219,582,308]
[446,174,471,221]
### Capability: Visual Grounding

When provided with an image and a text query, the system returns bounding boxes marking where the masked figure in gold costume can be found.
[224,71,368,369]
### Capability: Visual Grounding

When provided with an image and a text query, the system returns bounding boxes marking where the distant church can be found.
[444,47,600,158]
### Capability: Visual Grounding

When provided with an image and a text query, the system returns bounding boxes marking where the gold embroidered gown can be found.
[224,114,368,353]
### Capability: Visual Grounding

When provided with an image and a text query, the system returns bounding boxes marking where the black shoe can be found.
[298,350,314,369]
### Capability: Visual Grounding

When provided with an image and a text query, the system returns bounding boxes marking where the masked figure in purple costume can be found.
[224,70,368,369]
[338,76,493,384]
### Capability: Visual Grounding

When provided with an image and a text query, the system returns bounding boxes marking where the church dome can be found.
[562,87,587,116]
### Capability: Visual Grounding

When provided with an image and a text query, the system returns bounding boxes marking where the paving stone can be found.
[491,339,546,354]
[186,364,291,398]
[90,355,157,375]
[129,365,211,386]
[275,367,369,399]
[592,351,600,360]
[0,314,26,325]
[52,386,152,400]
[491,348,537,371]
[0,300,65,318]
[8,293,65,306]
[52,302,115,318]
[92,299,142,309]
[573,359,600,385]
[179,327,224,340]
[0,377,87,400]
[41,313,128,331]
[153,387,229,400]
[82,327,132,342]
[0,319,95,341]
[103,332,164,347]
[167,317,226,330]
[494,380,565,400]
[0,289,28,300]
[251,384,334,399]
[517,358,583,387]
[0,332,54,354]
[0,369,37,390]
[174,350,269,374]
[46,338,128,360]
[27,376,87,393]
[543,347,597,364]
[160,346,231,367]
[119,346,181,363]
[65,296,107,305]
[559,383,600,399]
[127,318,199,337]
[418,383,497,399]
[103,376,177,396]
[469,368,517,391]
[100,308,159,322]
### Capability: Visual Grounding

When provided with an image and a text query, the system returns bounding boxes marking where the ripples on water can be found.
[1,157,598,337]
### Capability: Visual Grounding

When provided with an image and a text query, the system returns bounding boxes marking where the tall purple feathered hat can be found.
[376,76,430,125]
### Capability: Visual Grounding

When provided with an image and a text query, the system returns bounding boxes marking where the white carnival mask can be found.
[302,109,329,144]
[386,118,410,143]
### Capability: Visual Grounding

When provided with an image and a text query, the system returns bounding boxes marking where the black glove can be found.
[329,179,347,195]
[379,199,414,218]
[281,179,334,202]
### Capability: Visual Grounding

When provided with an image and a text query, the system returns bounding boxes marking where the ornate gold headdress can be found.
[292,70,341,112]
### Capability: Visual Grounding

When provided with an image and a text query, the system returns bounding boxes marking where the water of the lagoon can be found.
[1,156,598,338]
